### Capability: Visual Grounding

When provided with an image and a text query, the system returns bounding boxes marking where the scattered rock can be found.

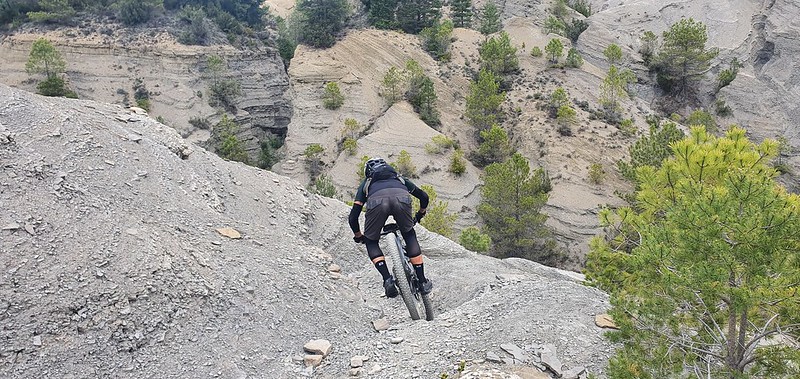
[32,336,42,347]
[2,223,20,231]
[486,352,504,363]
[303,354,323,367]
[216,227,242,239]
[349,368,361,376]
[372,318,389,331]
[328,263,341,272]
[350,356,365,368]
[594,314,618,329]
[500,343,530,363]
[367,364,382,375]
[389,337,404,344]
[303,339,332,357]
[245,286,255,294]
[24,224,35,235]
[511,366,550,379]
[540,344,563,378]
[562,366,585,379]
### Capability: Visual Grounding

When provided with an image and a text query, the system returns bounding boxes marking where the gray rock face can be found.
[0,27,292,164]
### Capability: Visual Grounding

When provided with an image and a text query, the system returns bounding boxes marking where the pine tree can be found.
[603,43,623,65]
[478,2,500,35]
[478,153,558,264]
[478,31,518,76]
[544,38,564,63]
[465,69,505,132]
[474,124,512,166]
[366,0,399,29]
[587,127,800,377]
[655,18,718,98]
[296,0,349,48]
[26,38,66,79]
[450,0,472,28]
[396,0,441,34]
[565,47,583,68]
[616,119,684,182]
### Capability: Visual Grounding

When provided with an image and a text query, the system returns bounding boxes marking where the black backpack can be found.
[364,164,405,197]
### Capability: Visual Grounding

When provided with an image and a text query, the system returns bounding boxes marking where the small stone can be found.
[540,344,563,378]
[24,224,35,235]
[372,318,390,331]
[210,241,222,246]
[563,366,586,379]
[125,228,139,235]
[349,368,361,376]
[389,337,404,344]
[350,356,364,368]
[595,314,618,329]
[500,343,530,363]
[328,264,341,273]
[291,355,304,363]
[304,354,323,367]
[2,223,20,231]
[486,352,503,363]
[32,336,42,346]
[216,227,242,239]
[303,339,332,357]
[329,272,342,280]
[367,364,382,375]
[245,286,255,294]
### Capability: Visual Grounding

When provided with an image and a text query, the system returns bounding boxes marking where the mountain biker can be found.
[348,157,433,298]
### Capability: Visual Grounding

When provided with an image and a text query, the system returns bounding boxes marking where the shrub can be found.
[189,117,211,130]
[530,46,543,57]
[342,137,358,155]
[714,99,732,117]
[212,114,249,164]
[588,163,605,184]
[206,55,241,111]
[564,19,588,42]
[420,20,454,61]
[570,0,591,17]
[322,82,344,109]
[459,226,491,252]
[308,174,337,198]
[543,15,564,35]
[380,66,405,105]
[412,185,458,238]
[177,5,210,45]
[566,48,583,68]
[36,76,69,97]
[259,136,284,170]
[118,0,161,26]
[479,32,519,76]
[686,109,717,134]
[395,150,417,178]
[449,149,467,175]
[548,87,570,117]
[304,143,325,179]
[717,58,741,90]
[425,134,457,154]
[556,105,576,136]
[618,118,636,137]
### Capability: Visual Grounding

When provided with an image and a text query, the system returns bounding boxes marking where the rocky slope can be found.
[268,0,800,267]
[0,21,292,159]
[0,84,613,378]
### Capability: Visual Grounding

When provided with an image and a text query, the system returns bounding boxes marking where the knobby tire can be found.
[386,235,420,320]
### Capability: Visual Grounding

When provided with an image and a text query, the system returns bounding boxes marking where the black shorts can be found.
[363,188,414,241]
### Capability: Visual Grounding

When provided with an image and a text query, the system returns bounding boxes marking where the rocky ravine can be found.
[0,85,613,378]
[0,23,292,160]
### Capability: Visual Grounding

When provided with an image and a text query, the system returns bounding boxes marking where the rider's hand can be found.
[415,210,426,223]
[353,232,365,244]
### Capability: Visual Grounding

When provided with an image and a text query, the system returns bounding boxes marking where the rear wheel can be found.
[386,237,420,320]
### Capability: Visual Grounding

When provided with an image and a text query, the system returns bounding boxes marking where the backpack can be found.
[364,164,405,197]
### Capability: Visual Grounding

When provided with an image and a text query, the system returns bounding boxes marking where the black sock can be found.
[374,260,391,280]
[413,263,427,283]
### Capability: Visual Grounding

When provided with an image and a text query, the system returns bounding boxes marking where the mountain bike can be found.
[380,222,434,321]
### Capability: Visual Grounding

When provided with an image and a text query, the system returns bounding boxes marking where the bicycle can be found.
[380,222,434,321]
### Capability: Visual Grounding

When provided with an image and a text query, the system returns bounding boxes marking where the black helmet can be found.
[364,157,387,178]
